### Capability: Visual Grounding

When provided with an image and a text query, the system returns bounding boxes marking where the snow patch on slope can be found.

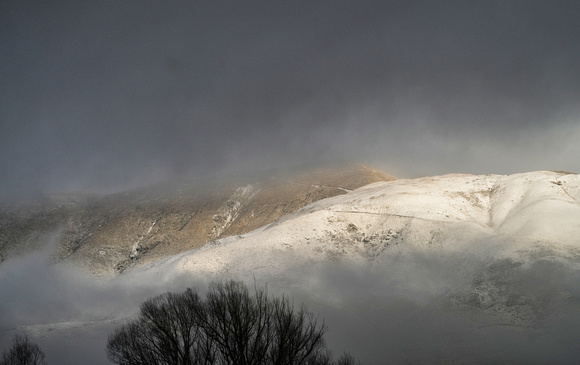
[130,220,158,260]
[210,185,259,238]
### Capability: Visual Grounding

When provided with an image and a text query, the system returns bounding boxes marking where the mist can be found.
[2,234,580,364]
[0,233,209,364]
[298,254,580,364]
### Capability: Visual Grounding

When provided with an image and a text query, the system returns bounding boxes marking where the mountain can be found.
[134,170,580,325]
[2,168,580,364]
[0,163,394,276]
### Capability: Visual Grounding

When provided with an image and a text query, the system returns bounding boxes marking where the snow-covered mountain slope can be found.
[119,170,580,354]
[139,171,580,279]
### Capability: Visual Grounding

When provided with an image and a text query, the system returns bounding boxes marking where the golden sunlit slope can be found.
[0,163,394,276]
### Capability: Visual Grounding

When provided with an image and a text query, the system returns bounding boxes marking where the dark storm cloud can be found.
[2,1,580,200]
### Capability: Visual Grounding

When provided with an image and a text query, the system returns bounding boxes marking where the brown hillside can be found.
[0,164,394,276]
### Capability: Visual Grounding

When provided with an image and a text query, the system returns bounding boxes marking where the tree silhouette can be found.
[0,334,46,365]
[107,280,358,365]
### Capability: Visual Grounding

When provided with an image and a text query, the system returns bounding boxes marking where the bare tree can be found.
[107,280,358,365]
[107,288,211,365]
[0,334,46,365]
[335,353,360,365]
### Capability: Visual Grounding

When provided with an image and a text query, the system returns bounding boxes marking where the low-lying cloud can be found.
[296,253,580,364]
[3,235,580,364]
[0,235,208,364]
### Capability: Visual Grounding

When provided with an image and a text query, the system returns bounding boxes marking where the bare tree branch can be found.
[0,335,46,365]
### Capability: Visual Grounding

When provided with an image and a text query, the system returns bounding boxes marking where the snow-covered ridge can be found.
[133,171,580,281]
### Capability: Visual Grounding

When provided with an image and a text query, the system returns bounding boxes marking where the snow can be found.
[130,220,157,259]
[210,184,259,238]
[128,171,580,282]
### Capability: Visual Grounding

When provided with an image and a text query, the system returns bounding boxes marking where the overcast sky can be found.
[2,1,580,200]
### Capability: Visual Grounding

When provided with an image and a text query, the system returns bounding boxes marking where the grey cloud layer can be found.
[2,1,580,200]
